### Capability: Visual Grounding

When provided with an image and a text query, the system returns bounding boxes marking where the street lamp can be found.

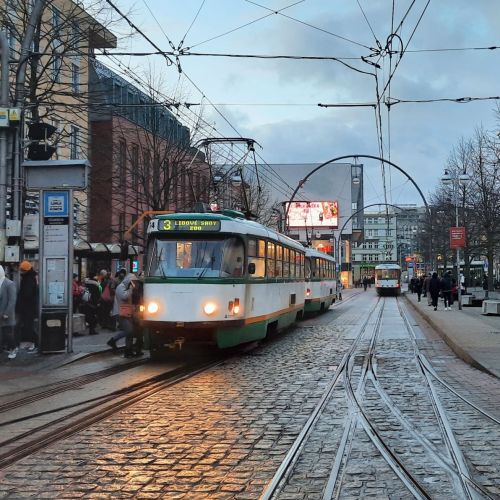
[441,169,470,310]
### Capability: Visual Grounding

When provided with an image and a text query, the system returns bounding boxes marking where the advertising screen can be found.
[286,201,339,229]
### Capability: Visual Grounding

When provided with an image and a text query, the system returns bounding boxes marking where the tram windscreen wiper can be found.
[197,253,215,280]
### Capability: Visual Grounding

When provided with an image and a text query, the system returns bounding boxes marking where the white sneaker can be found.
[8,347,18,359]
[24,342,36,352]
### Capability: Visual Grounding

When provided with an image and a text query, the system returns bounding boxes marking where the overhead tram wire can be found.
[102,0,174,67]
[141,0,176,50]
[98,57,299,202]
[179,68,300,198]
[101,50,364,62]
[356,0,380,47]
[186,0,306,50]
[179,0,206,49]
[100,8,301,202]
[97,52,294,198]
[244,0,373,51]
[379,0,432,103]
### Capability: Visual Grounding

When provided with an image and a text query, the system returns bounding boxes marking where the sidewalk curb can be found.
[403,294,499,380]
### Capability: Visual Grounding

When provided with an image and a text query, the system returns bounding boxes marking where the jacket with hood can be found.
[112,274,136,317]
[0,266,17,327]
[17,269,38,316]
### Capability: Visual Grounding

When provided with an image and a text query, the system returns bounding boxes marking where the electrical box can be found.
[4,245,20,262]
[6,219,22,237]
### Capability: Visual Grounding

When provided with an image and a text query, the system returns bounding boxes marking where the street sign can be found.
[0,108,9,127]
[450,226,466,249]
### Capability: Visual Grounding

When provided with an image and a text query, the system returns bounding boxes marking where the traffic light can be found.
[27,122,57,160]
[27,143,57,161]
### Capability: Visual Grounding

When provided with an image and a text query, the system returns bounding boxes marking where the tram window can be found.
[258,239,266,257]
[267,241,276,277]
[221,238,245,277]
[290,250,295,278]
[299,254,305,278]
[275,245,283,278]
[148,238,237,278]
[283,247,290,278]
[248,239,266,279]
[248,239,257,257]
[305,258,311,279]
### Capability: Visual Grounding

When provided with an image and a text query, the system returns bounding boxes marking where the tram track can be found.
[0,357,227,471]
[0,358,147,414]
[261,295,500,499]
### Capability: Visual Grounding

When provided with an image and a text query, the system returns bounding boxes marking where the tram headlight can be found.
[203,302,217,315]
[306,288,311,297]
[147,301,160,314]
[233,298,240,314]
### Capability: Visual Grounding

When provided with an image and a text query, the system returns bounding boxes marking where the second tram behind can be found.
[374,263,402,296]
[304,248,337,314]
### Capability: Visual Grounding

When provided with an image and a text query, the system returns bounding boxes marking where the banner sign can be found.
[450,226,466,249]
[285,201,339,229]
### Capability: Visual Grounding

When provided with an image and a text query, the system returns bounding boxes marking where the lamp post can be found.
[441,169,470,310]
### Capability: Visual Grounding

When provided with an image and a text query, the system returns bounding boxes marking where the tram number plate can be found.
[160,219,221,232]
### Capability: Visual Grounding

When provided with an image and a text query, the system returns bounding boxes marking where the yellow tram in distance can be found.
[374,263,402,296]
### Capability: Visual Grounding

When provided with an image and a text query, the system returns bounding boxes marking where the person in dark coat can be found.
[414,275,423,302]
[81,277,101,335]
[440,271,453,310]
[428,272,441,311]
[0,265,18,359]
[16,261,39,352]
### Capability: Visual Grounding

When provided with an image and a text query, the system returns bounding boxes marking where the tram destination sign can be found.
[160,219,221,232]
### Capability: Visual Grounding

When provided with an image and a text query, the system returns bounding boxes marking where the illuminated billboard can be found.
[286,201,339,229]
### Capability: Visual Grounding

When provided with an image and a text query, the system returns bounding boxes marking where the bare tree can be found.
[92,69,211,246]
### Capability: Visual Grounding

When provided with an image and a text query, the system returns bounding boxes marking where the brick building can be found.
[89,61,210,246]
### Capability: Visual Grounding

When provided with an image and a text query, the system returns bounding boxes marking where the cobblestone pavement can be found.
[1,291,499,499]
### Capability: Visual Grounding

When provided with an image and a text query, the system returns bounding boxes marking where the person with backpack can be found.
[81,277,100,335]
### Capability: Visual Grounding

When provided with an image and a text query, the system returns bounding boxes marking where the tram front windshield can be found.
[147,236,245,278]
[376,269,400,280]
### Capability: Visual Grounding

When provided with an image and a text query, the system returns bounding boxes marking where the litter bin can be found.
[40,310,67,353]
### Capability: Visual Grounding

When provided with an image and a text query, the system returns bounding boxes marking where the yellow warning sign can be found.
[9,108,21,121]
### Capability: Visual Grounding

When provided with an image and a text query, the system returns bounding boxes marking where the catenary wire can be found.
[179,0,206,48]
[186,0,305,50]
[244,0,373,50]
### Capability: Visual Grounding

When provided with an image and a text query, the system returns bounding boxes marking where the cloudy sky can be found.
[101,0,500,206]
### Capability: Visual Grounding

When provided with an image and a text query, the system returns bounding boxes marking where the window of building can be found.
[52,48,62,82]
[118,140,126,186]
[70,126,79,159]
[52,6,61,32]
[71,63,80,93]
[131,144,139,190]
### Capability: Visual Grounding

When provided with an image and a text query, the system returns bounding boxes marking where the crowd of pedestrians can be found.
[74,268,144,357]
[0,262,38,359]
[1,263,143,361]
[410,270,464,311]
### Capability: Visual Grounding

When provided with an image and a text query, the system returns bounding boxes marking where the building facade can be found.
[89,61,210,246]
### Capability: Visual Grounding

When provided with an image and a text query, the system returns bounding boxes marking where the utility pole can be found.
[0,33,9,260]
[12,0,47,220]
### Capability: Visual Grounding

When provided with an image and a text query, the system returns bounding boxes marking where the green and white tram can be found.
[304,248,337,314]
[143,211,307,357]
